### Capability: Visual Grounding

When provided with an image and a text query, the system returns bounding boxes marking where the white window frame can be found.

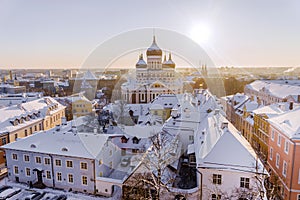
[25,167,31,177]
[14,166,19,175]
[66,160,73,168]
[35,156,42,164]
[24,155,30,162]
[284,140,289,154]
[12,153,18,161]
[68,173,74,184]
[211,194,221,200]
[270,147,273,160]
[212,174,222,185]
[44,158,50,165]
[240,177,250,189]
[277,134,281,147]
[271,130,275,141]
[276,153,280,168]
[56,172,62,182]
[80,162,88,170]
[297,194,300,200]
[82,175,88,186]
[283,161,287,177]
[46,171,51,179]
[55,159,62,167]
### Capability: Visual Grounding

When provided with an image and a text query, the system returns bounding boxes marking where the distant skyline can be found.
[0,0,300,69]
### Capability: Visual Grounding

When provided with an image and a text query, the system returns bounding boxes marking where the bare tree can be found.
[266,174,284,200]
[123,131,181,200]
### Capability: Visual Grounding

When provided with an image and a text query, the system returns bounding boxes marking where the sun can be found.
[189,23,211,45]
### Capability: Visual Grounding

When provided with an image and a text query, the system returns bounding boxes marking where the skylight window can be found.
[62,147,68,152]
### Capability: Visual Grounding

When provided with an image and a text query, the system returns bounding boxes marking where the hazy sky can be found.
[0,0,300,69]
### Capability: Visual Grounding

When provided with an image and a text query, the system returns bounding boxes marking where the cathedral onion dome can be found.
[163,53,175,68]
[146,36,162,56]
[162,54,167,64]
[136,54,147,68]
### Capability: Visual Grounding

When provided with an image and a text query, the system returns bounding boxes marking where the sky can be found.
[0,0,300,69]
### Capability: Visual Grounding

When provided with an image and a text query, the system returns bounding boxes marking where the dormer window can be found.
[36,112,41,117]
[132,136,139,144]
[221,122,229,129]
[30,144,36,148]
[121,136,128,143]
[62,147,68,152]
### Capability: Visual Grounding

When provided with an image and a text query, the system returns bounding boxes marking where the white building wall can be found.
[200,168,264,200]
[96,141,122,177]
[5,149,95,194]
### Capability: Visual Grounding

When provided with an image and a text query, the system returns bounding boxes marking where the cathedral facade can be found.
[121,37,183,104]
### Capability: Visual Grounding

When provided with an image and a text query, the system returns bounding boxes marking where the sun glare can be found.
[189,24,211,45]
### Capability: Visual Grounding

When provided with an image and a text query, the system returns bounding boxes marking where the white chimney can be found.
[171,108,178,118]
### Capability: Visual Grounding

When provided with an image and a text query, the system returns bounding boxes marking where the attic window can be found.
[221,122,229,129]
[62,147,68,152]
[30,144,36,148]
[121,136,128,143]
[132,137,139,144]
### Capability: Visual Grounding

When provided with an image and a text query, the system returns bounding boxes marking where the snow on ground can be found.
[0,177,121,200]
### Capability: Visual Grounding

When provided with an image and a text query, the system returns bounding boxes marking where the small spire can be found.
[168,53,172,60]
[139,53,143,60]
[163,54,166,62]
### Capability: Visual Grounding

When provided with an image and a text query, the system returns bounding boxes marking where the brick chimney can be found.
[289,102,294,110]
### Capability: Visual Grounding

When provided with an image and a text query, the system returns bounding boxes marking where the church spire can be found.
[139,53,143,60]
[153,28,156,43]
[168,53,172,60]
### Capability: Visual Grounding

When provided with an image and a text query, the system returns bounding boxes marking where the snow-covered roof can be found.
[231,93,249,109]
[0,93,42,107]
[246,80,300,99]
[82,70,98,80]
[0,97,65,134]
[252,102,300,118]
[67,94,91,103]
[109,135,148,150]
[151,94,178,109]
[243,99,261,112]
[123,125,161,138]
[2,121,109,159]
[268,107,300,139]
[196,113,267,174]
[150,103,164,110]
[81,79,93,89]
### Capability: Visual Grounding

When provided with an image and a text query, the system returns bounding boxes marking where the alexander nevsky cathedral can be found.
[121,37,183,104]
